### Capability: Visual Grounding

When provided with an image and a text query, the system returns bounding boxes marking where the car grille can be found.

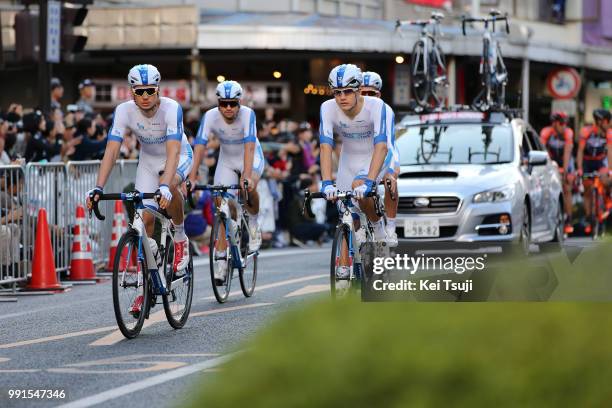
[398,196,461,214]
[397,226,458,239]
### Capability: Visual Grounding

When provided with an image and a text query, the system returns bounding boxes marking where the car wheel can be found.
[515,203,531,256]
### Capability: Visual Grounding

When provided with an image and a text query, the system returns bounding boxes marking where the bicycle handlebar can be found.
[88,191,159,221]
[301,190,378,219]
[186,180,250,209]
[461,13,510,36]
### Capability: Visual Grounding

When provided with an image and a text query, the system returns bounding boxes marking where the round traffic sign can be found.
[546,68,581,100]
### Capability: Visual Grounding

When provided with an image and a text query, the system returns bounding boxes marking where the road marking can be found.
[192,247,328,267]
[90,302,274,346]
[56,353,237,408]
[0,357,41,373]
[0,326,117,350]
[200,274,327,300]
[48,353,219,374]
[284,284,330,298]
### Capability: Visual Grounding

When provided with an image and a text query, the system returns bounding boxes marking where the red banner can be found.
[405,0,450,8]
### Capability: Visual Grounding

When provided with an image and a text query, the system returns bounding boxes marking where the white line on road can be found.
[200,274,326,300]
[56,353,237,408]
[90,302,274,346]
[284,284,329,298]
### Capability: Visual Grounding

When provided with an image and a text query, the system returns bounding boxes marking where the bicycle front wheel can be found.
[163,237,194,329]
[239,218,258,297]
[112,229,150,339]
[210,214,232,303]
[330,224,353,298]
[410,40,430,107]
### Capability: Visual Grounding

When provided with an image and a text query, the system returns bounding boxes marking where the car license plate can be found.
[403,219,440,238]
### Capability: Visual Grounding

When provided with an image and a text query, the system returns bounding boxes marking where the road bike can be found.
[462,10,510,110]
[581,172,609,239]
[303,189,388,297]
[396,12,448,109]
[187,180,258,303]
[90,191,194,339]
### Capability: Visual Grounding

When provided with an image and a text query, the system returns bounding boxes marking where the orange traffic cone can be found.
[27,208,65,291]
[69,205,96,281]
[106,200,127,271]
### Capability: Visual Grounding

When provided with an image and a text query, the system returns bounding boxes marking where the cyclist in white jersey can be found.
[319,64,392,280]
[188,80,264,284]
[361,71,400,247]
[86,64,192,284]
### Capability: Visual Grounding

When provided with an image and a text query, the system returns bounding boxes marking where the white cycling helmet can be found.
[328,64,363,89]
[216,80,243,99]
[128,64,161,87]
[362,71,383,91]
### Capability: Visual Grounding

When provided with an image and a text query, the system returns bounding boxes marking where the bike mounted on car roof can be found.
[396,12,448,110]
[461,10,511,111]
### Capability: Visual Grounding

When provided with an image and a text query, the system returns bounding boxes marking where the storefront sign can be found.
[546,68,581,99]
[92,80,191,109]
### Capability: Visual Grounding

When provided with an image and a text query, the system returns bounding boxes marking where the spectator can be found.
[284,121,320,180]
[184,190,214,255]
[75,79,95,115]
[287,177,330,246]
[23,112,78,162]
[50,77,64,112]
[4,104,25,159]
[69,117,106,161]
[0,170,24,268]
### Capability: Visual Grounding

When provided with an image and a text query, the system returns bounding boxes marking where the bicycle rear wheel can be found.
[330,224,353,298]
[239,218,258,297]
[112,229,150,339]
[163,237,194,329]
[431,45,448,107]
[210,214,232,303]
[410,40,430,107]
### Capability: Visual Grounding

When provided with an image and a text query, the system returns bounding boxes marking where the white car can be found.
[394,110,564,254]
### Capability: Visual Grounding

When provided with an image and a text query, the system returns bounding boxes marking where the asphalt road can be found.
[0,237,598,408]
[0,247,331,408]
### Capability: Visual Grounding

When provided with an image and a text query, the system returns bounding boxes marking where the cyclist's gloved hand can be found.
[353,178,375,199]
[321,180,337,200]
[158,184,172,202]
[86,186,103,209]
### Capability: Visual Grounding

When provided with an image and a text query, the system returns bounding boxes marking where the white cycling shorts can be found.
[135,150,193,207]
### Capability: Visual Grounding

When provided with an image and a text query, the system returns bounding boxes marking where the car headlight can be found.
[473,185,516,203]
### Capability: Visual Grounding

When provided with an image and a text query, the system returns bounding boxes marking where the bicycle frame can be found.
[130,204,175,296]
[215,192,254,270]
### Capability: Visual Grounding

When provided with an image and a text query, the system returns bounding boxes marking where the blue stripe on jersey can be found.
[195,113,207,145]
[390,111,396,145]
[373,103,387,145]
[167,104,184,141]
[244,109,257,142]
[138,65,148,85]
[319,106,335,146]
[108,135,122,143]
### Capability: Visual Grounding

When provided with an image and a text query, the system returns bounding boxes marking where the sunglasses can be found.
[132,87,158,96]
[360,90,379,97]
[218,100,240,108]
[333,88,357,97]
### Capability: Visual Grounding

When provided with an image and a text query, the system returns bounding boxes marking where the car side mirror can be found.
[528,151,547,166]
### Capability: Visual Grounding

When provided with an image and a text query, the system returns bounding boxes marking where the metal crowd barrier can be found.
[0,159,142,289]
[0,165,27,289]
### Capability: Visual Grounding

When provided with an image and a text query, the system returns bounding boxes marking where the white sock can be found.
[249,213,259,229]
[373,219,386,237]
[173,222,187,241]
[387,217,396,230]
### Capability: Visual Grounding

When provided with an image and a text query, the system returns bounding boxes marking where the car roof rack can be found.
[399,102,523,123]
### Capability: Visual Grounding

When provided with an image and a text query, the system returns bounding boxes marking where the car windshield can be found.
[396,123,514,165]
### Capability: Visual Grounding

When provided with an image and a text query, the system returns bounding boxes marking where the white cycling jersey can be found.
[109,97,191,158]
[108,97,193,203]
[194,106,265,187]
[319,96,394,190]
